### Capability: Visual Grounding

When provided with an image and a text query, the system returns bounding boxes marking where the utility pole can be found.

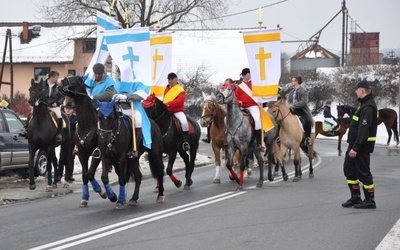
[341,0,346,66]
[0,29,14,102]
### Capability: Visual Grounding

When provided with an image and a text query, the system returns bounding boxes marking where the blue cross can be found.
[122,46,139,79]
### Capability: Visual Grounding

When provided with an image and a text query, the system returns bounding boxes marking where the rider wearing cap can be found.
[323,100,338,134]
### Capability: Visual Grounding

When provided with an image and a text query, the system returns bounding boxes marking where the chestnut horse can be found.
[337,104,399,146]
[314,117,351,156]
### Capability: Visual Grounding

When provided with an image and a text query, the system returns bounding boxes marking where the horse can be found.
[337,104,399,147]
[142,94,201,190]
[314,117,351,156]
[95,99,165,209]
[27,79,69,191]
[200,92,285,183]
[215,84,264,190]
[267,98,315,182]
[59,75,108,207]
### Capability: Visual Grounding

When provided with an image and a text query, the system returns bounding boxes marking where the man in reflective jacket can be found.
[342,80,378,209]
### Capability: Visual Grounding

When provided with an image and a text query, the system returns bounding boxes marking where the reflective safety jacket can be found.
[347,94,378,153]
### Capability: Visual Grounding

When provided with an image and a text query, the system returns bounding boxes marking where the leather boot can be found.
[182,131,190,151]
[202,124,211,143]
[56,118,63,142]
[254,129,262,151]
[342,183,362,208]
[354,186,376,209]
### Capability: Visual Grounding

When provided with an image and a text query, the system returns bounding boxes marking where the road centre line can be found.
[28,191,246,250]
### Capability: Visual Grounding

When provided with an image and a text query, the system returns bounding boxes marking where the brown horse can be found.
[337,104,399,147]
[314,117,351,156]
[200,92,244,183]
[267,98,315,182]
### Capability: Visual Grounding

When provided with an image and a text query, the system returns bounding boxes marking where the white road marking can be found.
[375,218,400,250]
[28,191,246,250]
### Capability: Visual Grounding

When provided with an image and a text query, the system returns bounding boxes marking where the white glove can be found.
[89,95,93,99]
[115,94,127,101]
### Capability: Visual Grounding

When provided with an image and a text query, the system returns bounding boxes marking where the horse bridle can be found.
[200,100,216,125]
[62,76,90,97]
[272,103,291,123]
[98,112,121,148]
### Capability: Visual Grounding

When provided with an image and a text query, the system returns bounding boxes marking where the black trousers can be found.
[58,139,75,179]
[343,144,373,185]
[295,109,312,138]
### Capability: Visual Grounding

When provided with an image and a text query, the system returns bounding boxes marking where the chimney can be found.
[22,21,29,43]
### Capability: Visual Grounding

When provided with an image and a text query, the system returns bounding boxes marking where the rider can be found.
[235,68,263,151]
[288,76,313,146]
[163,72,190,151]
[87,63,116,158]
[323,100,338,134]
[42,71,64,142]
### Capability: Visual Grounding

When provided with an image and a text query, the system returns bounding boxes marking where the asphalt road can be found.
[0,139,399,250]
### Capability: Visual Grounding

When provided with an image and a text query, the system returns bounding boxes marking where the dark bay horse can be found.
[96,99,165,209]
[267,98,315,182]
[337,104,399,146]
[142,94,201,190]
[59,76,107,207]
[27,79,69,191]
[215,84,264,190]
[314,117,351,156]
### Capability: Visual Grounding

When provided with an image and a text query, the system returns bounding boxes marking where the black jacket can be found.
[323,105,334,118]
[347,94,378,153]
[42,80,64,106]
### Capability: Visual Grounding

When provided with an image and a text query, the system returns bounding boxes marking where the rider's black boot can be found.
[254,129,263,151]
[182,131,190,151]
[202,124,211,143]
[56,118,63,142]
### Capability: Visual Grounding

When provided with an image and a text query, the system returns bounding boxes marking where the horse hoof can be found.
[175,180,182,188]
[46,185,53,192]
[157,196,165,203]
[99,190,107,199]
[309,174,314,179]
[80,200,88,208]
[283,174,289,181]
[229,175,235,181]
[110,194,118,203]
[153,187,159,193]
[29,184,36,190]
[115,202,125,210]
[213,176,221,184]
[268,175,274,182]
[128,199,138,206]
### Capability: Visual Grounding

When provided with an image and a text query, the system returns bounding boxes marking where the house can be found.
[0,22,96,98]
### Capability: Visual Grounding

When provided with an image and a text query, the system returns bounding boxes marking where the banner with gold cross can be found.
[150,32,173,100]
[242,28,281,102]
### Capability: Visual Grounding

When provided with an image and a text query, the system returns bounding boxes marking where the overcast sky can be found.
[2,0,399,55]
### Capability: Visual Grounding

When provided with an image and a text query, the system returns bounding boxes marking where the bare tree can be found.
[36,0,233,30]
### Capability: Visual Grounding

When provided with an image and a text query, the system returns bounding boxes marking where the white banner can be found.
[104,27,151,85]
[150,32,173,100]
[84,11,120,85]
[243,29,281,102]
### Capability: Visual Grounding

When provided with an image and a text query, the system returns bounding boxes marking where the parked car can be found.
[0,104,47,176]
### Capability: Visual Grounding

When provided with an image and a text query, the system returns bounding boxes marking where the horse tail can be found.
[392,112,399,143]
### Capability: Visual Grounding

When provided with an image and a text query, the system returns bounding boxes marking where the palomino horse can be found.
[95,99,165,209]
[314,117,351,156]
[215,83,264,189]
[337,104,399,146]
[142,94,201,190]
[59,76,107,207]
[27,79,69,191]
[267,98,315,182]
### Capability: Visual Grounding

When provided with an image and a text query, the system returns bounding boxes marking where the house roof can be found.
[291,43,339,59]
[0,23,95,63]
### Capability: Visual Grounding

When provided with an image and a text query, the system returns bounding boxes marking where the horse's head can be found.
[28,79,44,106]
[337,104,354,119]
[215,83,236,105]
[142,93,165,119]
[267,99,290,122]
[59,75,87,98]
[95,99,118,130]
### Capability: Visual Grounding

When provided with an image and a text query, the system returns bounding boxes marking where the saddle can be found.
[241,109,255,132]
[323,120,340,132]
[172,116,195,134]
[27,110,66,128]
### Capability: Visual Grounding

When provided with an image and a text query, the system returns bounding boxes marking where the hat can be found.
[167,72,177,80]
[355,80,371,89]
[65,102,75,109]
[93,63,105,74]
[241,68,250,76]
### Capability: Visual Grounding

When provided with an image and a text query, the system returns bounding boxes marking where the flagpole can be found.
[256,7,266,152]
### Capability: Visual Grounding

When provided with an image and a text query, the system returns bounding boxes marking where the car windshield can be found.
[4,112,25,133]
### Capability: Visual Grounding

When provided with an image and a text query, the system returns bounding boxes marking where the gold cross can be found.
[255,47,271,80]
[152,48,164,80]
[256,7,264,23]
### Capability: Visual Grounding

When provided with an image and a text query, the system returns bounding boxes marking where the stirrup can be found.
[182,142,190,151]
[91,148,101,159]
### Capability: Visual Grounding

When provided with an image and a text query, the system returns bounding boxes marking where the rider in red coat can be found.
[164,86,186,113]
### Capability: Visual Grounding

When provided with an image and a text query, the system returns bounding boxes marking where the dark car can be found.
[0,105,47,176]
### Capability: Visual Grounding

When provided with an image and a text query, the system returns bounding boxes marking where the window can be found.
[68,69,76,76]
[4,112,25,133]
[34,67,50,82]
[83,40,96,53]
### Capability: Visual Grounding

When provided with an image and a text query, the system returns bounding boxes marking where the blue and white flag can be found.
[104,27,152,85]
[84,11,120,88]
